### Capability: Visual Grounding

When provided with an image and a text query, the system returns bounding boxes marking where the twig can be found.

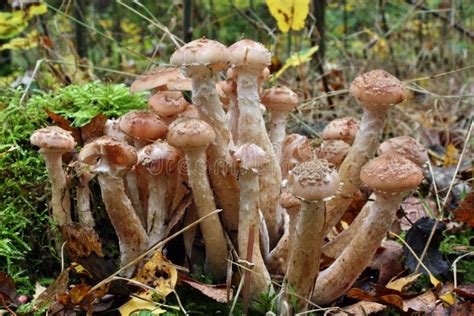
[405,65,474,83]
[452,252,474,288]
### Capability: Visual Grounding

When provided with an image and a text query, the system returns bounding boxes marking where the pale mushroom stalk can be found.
[323,70,406,235]
[76,164,95,227]
[30,126,76,226]
[268,111,287,161]
[79,137,149,277]
[234,144,273,298]
[145,173,167,244]
[168,119,228,280]
[312,155,422,304]
[284,160,339,311]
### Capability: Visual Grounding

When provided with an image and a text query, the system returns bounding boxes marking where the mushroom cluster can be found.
[31,37,427,311]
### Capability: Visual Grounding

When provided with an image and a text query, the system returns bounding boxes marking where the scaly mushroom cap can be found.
[315,140,350,167]
[167,118,216,150]
[30,126,76,152]
[178,104,200,119]
[281,134,313,175]
[170,38,231,72]
[378,136,428,167]
[360,155,423,193]
[104,119,132,144]
[288,159,340,201]
[149,91,189,118]
[261,86,298,113]
[233,143,269,170]
[119,110,168,141]
[350,69,406,110]
[229,39,271,74]
[130,66,192,92]
[137,141,181,175]
[78,136,137,174]
[322,116,360,144]
[280,189,301,210]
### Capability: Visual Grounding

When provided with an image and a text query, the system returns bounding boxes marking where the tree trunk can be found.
[183,0,193,43]
[74,0,88,59]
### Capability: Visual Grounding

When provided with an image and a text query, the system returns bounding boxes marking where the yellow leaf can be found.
[274,45,318,79]
[386,273,422,292]
[134,250,177,298]
[439,292,455,305]
[0,11,28,39]
[443,144,458,167]
[118,291,166,315]
[27,3,48,18]
[429,273,441,288]
[0,30,39,50]
[266,0,310,33]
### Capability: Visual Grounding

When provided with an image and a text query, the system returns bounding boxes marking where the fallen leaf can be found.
[400,197,437,231]
[266,0,310,33]
[369,240,404,285]
[45,109,81,143]
[338,301,386,315]
[118,291,166,315]
[404,217,449,277]
[347,288,404,310]
[0,272,17,304]
[60,223,103,259]
[453,191,474,228]
[443,143,459,167]
[134,250,177,298]
[403,289,437,312]
[180,275,232,304]
[33,266,72,311]
[386,273,422,292]
[80,113,106,144]
[454,284,474,300]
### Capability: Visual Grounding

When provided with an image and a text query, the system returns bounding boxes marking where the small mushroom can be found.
[285,160,340,310]
[130,66,192,92]
[137,141,181,245]
[233,143,273,298]
[315,140,350,168]
[148,91,190,124]
[78,136,149,277]
[261,86,299,163]
[312,155,422,304]
[167,118,228,280]
[322,116,360,145]
[281,133,313,178]
[323,70,406,235]
[30,126,76,225]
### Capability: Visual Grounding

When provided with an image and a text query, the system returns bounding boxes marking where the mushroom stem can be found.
[185,149,228,280]
[323,109,386,234]
[269,111,287,162]
[236,72,282,245]
[97,173,149,276]
[312,193,401,304]
[43,151,72,225]
[76,166,94,227]
[238,168,273,298]
[286,200,325,308]
[146,173,167,245]
[125,171,146,227]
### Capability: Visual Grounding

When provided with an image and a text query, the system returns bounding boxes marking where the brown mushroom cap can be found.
[229,39,271,73]
[261,86,298,113]
[322,116,360,144]
[130,66,191,92]
[288,159,340,201]
[118,110,168,141]
[178,104,200,119]
[78,136,137,172]
[350,69,406,110]
[315,140,350,166]
[137,141,181,175]
[167,118,216,150]
[280,189,301,210]
[360,155,423,193]
[30,126,76,152]
[378,136,428,167]
[149,91,189,118]
[281,134,313,173]
[170,38,231,72]
[233,143,269,170]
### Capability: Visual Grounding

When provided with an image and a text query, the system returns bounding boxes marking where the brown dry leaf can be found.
[0,272,17,304]
[400,197,437,231]
[80,113,106,144]
[369,240,404,285]
[33,266,72,310]
[60,224,103,260]
[403,289,437,312]
[347,287,405,310]
[453,191,474,227]
[68,284,91,305]
[134,250,177,298]
[338,301,386,315]
[454,284,474,300]
[45,109,81,143]
[443,143,459,167]
[386,273,422,292]
[181,276,232,304]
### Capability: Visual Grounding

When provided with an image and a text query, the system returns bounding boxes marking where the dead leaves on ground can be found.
[453,191,474,227]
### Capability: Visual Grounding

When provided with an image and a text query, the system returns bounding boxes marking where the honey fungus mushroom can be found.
[322,116,360,145]
[30,126,76,225]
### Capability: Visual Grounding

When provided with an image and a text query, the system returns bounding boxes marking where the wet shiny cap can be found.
[288,159,340,201]
[137,141,181,175]
[360,154,423,193]
[322,116,360,144]
[131,66,192,92]
[261,86,298,113]
[167,118,216,149]
[378,136,428,167]
[350,69,406,110]
[119,110,168,141]
[170,38,231,73]
[149,91,189,118]
[229,39,271,73]
[30,126,76,152]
